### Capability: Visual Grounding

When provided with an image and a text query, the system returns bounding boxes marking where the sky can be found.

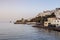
[0,0,60,22]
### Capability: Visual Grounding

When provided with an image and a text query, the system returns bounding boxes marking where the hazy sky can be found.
[0,0,60,21]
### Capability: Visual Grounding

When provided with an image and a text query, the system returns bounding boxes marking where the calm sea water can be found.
[0,23,60,40]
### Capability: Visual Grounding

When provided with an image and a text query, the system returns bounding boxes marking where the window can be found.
[57,24,59,26]
[45,23,47,24]
[57,21,59,22]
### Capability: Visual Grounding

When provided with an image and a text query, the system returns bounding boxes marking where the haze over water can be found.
[0,0,60,21]
[0,0,60,40]
[0,23,60,40]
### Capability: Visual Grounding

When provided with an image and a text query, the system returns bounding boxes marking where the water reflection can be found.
[32,27,60,40]
[0,23,60,40]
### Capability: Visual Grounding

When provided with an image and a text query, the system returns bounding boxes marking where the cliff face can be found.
[37,8,60,18]
[30,8,60,23]
[37,10,53,17]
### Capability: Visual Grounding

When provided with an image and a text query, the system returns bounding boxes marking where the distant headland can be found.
[14,8,60,31]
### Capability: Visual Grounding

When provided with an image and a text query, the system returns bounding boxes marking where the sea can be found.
[0,23,60,40]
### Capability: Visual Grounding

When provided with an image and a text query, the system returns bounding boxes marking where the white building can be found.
[51,18,60,27]
[44,18,60,27]
[44,17,56,27]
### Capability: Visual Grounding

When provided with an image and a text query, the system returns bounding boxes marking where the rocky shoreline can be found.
[32,25,60,31]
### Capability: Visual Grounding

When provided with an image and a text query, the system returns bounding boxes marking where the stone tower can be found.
[55,8,60,18]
